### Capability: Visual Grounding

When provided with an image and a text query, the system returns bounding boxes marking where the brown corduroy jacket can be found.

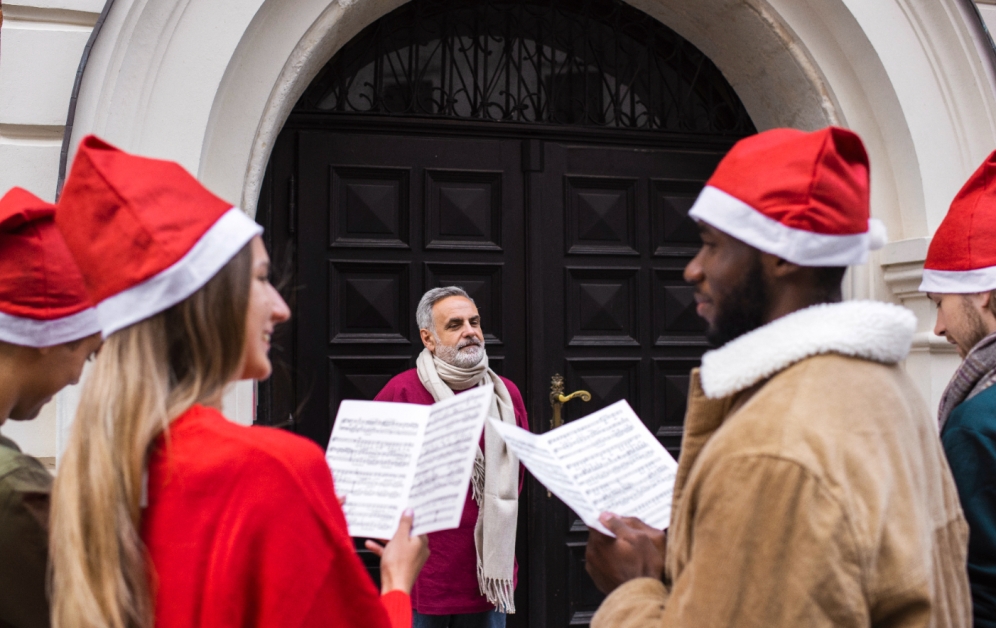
[592,301,972,628]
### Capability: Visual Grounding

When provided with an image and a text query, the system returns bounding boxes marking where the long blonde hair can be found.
[50,243,252,628]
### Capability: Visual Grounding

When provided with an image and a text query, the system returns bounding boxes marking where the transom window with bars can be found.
[295,0,755,135]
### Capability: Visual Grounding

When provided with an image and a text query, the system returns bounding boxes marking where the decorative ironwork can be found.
[295,0,755,135]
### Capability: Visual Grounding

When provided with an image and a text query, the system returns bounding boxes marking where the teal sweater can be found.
[943,385,996,628]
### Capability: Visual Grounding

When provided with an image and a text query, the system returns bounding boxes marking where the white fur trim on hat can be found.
[688,186,886,267]
[97,208,262,337]
[919,266,996,294]
[0,307,101,348]
[699,300,916,399]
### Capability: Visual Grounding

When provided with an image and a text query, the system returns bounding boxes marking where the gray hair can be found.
[417,286,474,332]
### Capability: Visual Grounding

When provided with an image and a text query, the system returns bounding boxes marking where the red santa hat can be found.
[0,187,100,347]
[919,150,996,294]
[688,126,887,266]
[56,135,262,337]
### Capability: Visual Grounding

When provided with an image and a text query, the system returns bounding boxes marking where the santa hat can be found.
[0,187,100,347]
[919,150,996,294]
[56,135,262,337]
[688,126,887,266]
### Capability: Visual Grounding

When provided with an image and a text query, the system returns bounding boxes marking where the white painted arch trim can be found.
[97,209,261,337]
[65,0,996,425]
[920,265,996,294]
[65,0,996,261]
[689,185,887,267]
[0,307,100,348]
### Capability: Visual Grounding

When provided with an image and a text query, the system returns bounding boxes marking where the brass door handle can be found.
[547,374,590,498]
[555,391,592,404]
[549,373,591,430]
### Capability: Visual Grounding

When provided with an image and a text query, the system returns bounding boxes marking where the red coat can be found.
[141,405,410,628]
[375,369,529,615]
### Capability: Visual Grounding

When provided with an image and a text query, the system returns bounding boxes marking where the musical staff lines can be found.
[326,385,493,539]
[489,400,677,536]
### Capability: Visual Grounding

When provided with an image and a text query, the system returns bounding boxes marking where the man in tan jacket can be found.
[585,127,971,628]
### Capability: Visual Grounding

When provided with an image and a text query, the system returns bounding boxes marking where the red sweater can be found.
[141,405,410,628]
[374,369,529,615]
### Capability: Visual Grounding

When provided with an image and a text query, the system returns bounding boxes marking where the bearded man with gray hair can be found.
[374,286,529,628]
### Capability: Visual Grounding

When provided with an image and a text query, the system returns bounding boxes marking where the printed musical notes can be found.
[489,400,677,537]
[325,384,493,539]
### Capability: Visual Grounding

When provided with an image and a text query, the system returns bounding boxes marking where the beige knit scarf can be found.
[416,347,518,613]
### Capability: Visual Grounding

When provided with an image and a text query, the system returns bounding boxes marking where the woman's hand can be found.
[365,509,429,595]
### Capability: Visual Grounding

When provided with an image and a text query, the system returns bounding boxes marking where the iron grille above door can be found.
[295,0,754,135]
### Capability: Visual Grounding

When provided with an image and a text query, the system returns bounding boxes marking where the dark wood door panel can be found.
[328,260,412,345]
[565,267,642,347]
[290,128,531,625]
[564,176,640,257]
[528,141,721,627]
[329,166,411,249]
[651,179,703,254]
[425,169,504,251]
[294,131,526,448]
[263,128,726,628]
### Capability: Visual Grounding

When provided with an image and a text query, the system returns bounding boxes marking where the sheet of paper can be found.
[408,384,493,535]
[492,399,677,536]
[326,400,427,539]
[487,419,597,525]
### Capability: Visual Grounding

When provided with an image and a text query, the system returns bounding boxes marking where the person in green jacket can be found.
[922,150,996,628]
[0,187,102,628]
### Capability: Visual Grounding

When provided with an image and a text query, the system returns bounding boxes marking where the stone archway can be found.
[67,0,996,416]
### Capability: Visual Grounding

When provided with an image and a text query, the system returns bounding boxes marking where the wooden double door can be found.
[258,123,727,626]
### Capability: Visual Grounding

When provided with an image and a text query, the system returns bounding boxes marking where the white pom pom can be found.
[868,218,888,250]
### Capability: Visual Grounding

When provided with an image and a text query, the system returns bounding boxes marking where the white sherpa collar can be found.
[699,300,916,399]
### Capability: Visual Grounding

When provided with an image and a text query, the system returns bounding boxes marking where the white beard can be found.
[434,337,486,369]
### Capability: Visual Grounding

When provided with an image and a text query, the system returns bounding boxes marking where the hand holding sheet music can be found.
[325,384,493,539]
[489,400,677,536]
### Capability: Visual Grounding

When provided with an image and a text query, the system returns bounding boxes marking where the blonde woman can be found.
[49,136,428,628]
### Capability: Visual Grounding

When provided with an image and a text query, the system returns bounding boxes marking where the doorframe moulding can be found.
[61,0,996,421]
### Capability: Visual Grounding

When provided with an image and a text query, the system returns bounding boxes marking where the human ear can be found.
[966,292,991,313]
[420,329,435,351]
[960,292,996,334]
[764,253,802,279]
[974,291,996,333]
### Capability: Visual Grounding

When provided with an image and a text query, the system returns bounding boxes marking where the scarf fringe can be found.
[471,454,485,506]
[477,563,516,614]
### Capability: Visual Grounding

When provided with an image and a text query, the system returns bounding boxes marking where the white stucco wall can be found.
[2,0,996,457]
[0,0,103,461]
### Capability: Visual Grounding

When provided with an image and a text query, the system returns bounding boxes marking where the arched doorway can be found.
[256,0,754,624]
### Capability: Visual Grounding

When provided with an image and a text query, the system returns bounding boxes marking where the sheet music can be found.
[326,401,426,539]
[408,385,494,535]
[490,400,677,536]
[487,421,594,520]
[326,384,493,539]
